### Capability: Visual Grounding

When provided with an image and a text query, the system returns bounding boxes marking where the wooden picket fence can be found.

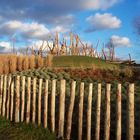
[0,75,135,140]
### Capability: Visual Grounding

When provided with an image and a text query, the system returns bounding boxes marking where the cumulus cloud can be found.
[86,13,121,32]
[109,35,131,47]
[0,41,11,52]
[0,21,50,39]
[0,0,120,25]
[0,20,70,40]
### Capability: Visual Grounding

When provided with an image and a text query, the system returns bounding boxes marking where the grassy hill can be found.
[52,55,118,69]
[0,117,56,140]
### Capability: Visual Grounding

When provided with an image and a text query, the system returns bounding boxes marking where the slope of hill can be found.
[52,55,118,69]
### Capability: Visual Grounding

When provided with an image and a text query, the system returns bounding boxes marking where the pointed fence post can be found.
[104,84,111,140]
[6,76,11,119]
[51,79,56,132]
[21,76,25,122]
[66,81,76,140]
[38,79,42,125]
[26,77,31,123]
[32,78,36,124]
[127,84,134,140]
[58,79,66,138]
[78,82,84,140]
[2,75,7,117]
[15,76,20,123]
[44,80,48,128]
[10,80,14,121]
[95,83,102,140]
[0,75,4,115]
[116,84,121,140]
[87,83,93,140]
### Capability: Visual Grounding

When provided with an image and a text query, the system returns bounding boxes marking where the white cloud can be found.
[0,20,71,40]
[81,0,119,10]
[50,26,70,34]
[110,35,131,47]
[0,41,11,52]
[1,21,50,39]
[86,13,121,32]
[0,0,120,26]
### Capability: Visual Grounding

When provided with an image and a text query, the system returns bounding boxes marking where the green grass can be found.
[52,55,118,69]
[0,117,56,140]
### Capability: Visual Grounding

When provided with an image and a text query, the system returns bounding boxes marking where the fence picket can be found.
[95,83,102,140]
[58,79,66,138]
[10,80,14,121]
[78,82,84,140]
[116,84,121,140]
[26,77,31,123]
[51,79,56,132]
[15,76,20,122]
[32,78,36,124]
[44,80,48,128]
[0,75,3,115]
[87,83,93,140]
[2,75,7,117]
[127,84,134,140]
[104,84,111,140]
[21,76,25,122]
[66,81,76,140]
[38,79,42,125]
[6,76,11,119]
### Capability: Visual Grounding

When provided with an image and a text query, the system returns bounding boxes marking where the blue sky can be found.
[0,0,140,63]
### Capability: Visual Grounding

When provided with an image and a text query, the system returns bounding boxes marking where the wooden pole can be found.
[2,75,7,117]
[127,84,134,140]
[104,84,111,140]
[78,82,84,140]
[116,84,121,140]
[15,76,20,122]
[44,80,48,128]
[32,78,36,124]
[26,77,31,123]
[51,79,56,132]
[38,79,42,125]
[95,83,102,140]
[0,75,4,115]
[6,76,11,119]
[58,80,66,138]
[66,81,76,140]
[10,80,14,121]
[87,83,93,140]
[21,76,25,122]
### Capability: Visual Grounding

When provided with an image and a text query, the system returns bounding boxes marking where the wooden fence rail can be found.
[0,75,135,140]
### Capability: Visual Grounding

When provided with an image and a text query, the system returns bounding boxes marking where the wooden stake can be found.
[32,78,36,124]
[58,80,66,138]
[21,76,25,122]
[2,75,7,117]
[10,80,14,121]
[51,79,56,132]
[127,84,134,140]
[78,82,84,140]
[66,81,76,140]
[104,84,111,140]
[6,76,11,119]
[26,77,31,123]
[15,76,20,122]
[38,79,42,125]
[116,84,121,140]
[87,83,93,140]
[44,80,48,128]
[95,83,102,140]
[0,75,3,115]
